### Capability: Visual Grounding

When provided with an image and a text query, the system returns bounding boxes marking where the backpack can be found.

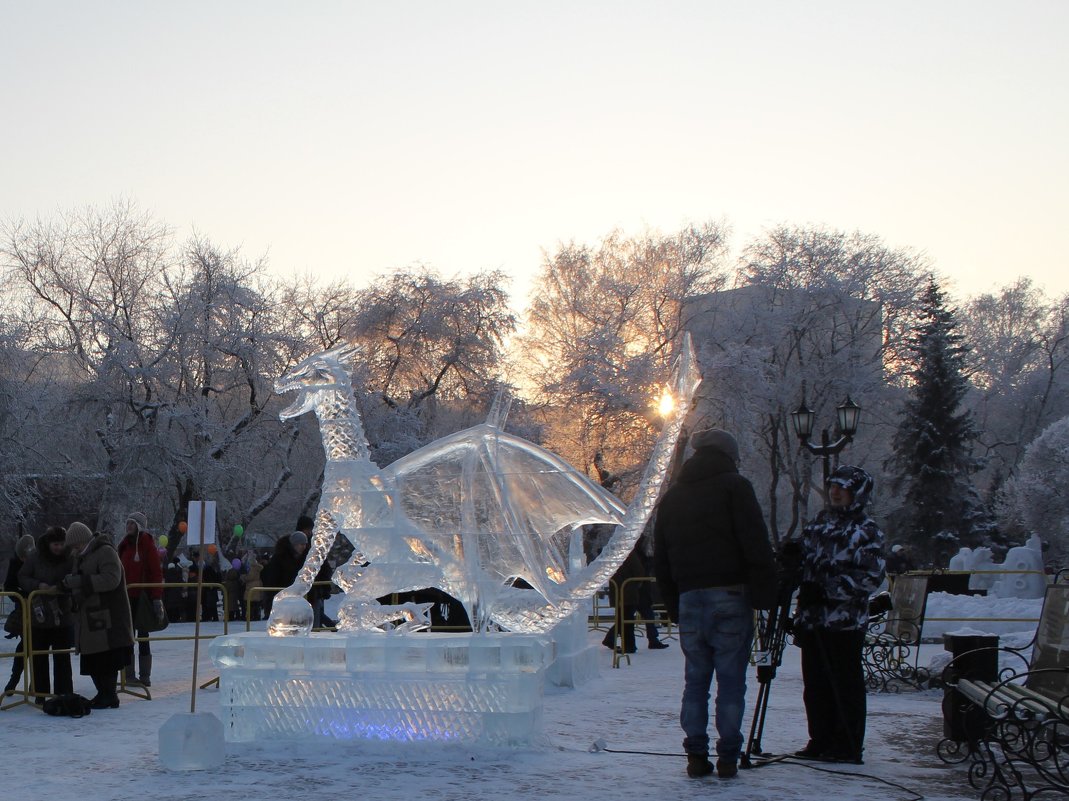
[42,693,93,718]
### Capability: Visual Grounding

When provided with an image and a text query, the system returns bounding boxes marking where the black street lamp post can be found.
[790,396,862,489]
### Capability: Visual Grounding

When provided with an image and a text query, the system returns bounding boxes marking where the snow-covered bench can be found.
[862,573,931,691]
[938,582,1069,799]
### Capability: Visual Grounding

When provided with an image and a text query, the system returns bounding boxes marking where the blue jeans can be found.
[678,587,754,760]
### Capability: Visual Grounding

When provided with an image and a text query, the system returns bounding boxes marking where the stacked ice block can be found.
[209,631,554,746]
[546,605,601,689]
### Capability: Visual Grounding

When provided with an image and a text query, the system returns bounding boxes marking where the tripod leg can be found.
[742,594,796,768]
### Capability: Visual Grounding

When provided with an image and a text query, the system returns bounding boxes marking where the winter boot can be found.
[5,657,22,696]
[138,653,152,687]
[90,672,119,709]
[716,758,738,779]
[794,740,825,758]
[3,671,19,696]
[686,754,714,778]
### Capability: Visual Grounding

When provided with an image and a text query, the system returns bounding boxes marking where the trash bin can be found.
[942,633,998,742]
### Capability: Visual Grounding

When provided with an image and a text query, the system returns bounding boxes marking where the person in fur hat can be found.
[19,526,75,700]
[62,522,134,709]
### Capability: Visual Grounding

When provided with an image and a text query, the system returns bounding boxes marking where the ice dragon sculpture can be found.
[268,334,700,636]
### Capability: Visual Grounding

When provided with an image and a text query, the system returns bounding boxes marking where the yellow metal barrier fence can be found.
[0,590,29,710]
[890,569,1046,637]
[606,576,674,669]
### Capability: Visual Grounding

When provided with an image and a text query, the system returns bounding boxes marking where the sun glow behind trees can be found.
[2,206,1069,562]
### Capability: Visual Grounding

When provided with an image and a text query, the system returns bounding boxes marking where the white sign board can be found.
[187,500,217,546]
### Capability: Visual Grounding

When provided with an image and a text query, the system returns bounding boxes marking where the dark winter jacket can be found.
[262,538,333,602]
[608,549,646,608]
[4,556,24,597]
[653,449,778,620]
[261,539,304,590]
[19,527,75,627]
[793,505,886,633]
[68,535,135,656]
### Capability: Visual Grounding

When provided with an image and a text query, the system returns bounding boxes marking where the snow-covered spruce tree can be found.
[889,277,985,563]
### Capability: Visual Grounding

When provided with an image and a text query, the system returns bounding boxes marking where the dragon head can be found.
[276,342,362,421]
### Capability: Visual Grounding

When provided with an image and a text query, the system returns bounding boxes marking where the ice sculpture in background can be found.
[947,534,1047,599]
[991,534,1047,599]
[268,333,700,636]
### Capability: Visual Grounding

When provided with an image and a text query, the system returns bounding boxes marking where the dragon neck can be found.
[313,388,372,463]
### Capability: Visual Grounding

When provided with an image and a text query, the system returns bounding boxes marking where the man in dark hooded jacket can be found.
[654,428,776,780]
[3,534,36,696]
[791,464,885,765]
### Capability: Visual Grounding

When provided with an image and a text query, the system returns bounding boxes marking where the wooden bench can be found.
[862,573,931,691]
[937,582,1069,799]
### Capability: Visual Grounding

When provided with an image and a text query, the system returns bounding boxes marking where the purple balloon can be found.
[231,558,242,570]
[158,547,168,557]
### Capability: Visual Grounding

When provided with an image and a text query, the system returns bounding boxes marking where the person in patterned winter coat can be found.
[791,464,885,765]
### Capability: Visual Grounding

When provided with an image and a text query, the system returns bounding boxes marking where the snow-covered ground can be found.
[1,602,1001,801]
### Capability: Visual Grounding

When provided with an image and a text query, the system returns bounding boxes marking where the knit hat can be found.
[65,522,94,551]
[15,534,36,561]
[289,531,309,547]
[126,511,149,532]
[689,428,740,462]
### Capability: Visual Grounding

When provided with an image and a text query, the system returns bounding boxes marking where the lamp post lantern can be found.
[790,396,862,491]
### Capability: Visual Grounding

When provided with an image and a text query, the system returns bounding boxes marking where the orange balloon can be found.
[207,544,218,555]
[178,521,188,534]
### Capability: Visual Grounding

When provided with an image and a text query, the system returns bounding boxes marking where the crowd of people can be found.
[3,519,140,710]
[2,511,337,710]
[3,435,888,784]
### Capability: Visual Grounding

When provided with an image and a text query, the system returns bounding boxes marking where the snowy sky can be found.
[2,1,1066,306]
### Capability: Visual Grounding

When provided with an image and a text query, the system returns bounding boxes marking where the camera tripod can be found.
[740,566,799,769]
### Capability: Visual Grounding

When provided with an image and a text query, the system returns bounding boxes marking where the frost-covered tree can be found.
[519,223,729,493]
[0,324,40,529]
[688,225,927,541]
[280,275,362,352]
[0,204,306,544]
[268,267,517,526]
[889,277,984,561]
[343,266,515,464]
[962,279,1069,490]
[1003,415,1069,562]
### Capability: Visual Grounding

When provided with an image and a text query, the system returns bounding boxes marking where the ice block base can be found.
[210,631,554,746]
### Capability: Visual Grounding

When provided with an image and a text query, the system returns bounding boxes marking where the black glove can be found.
[796,582,825,607]
[779,540,803,561]
[62,574,83,591]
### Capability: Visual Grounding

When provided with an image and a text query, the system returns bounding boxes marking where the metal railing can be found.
[0,590,29,710]
[890,570,1046,636]
[1,581,235,710]
[602,576,674,669]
